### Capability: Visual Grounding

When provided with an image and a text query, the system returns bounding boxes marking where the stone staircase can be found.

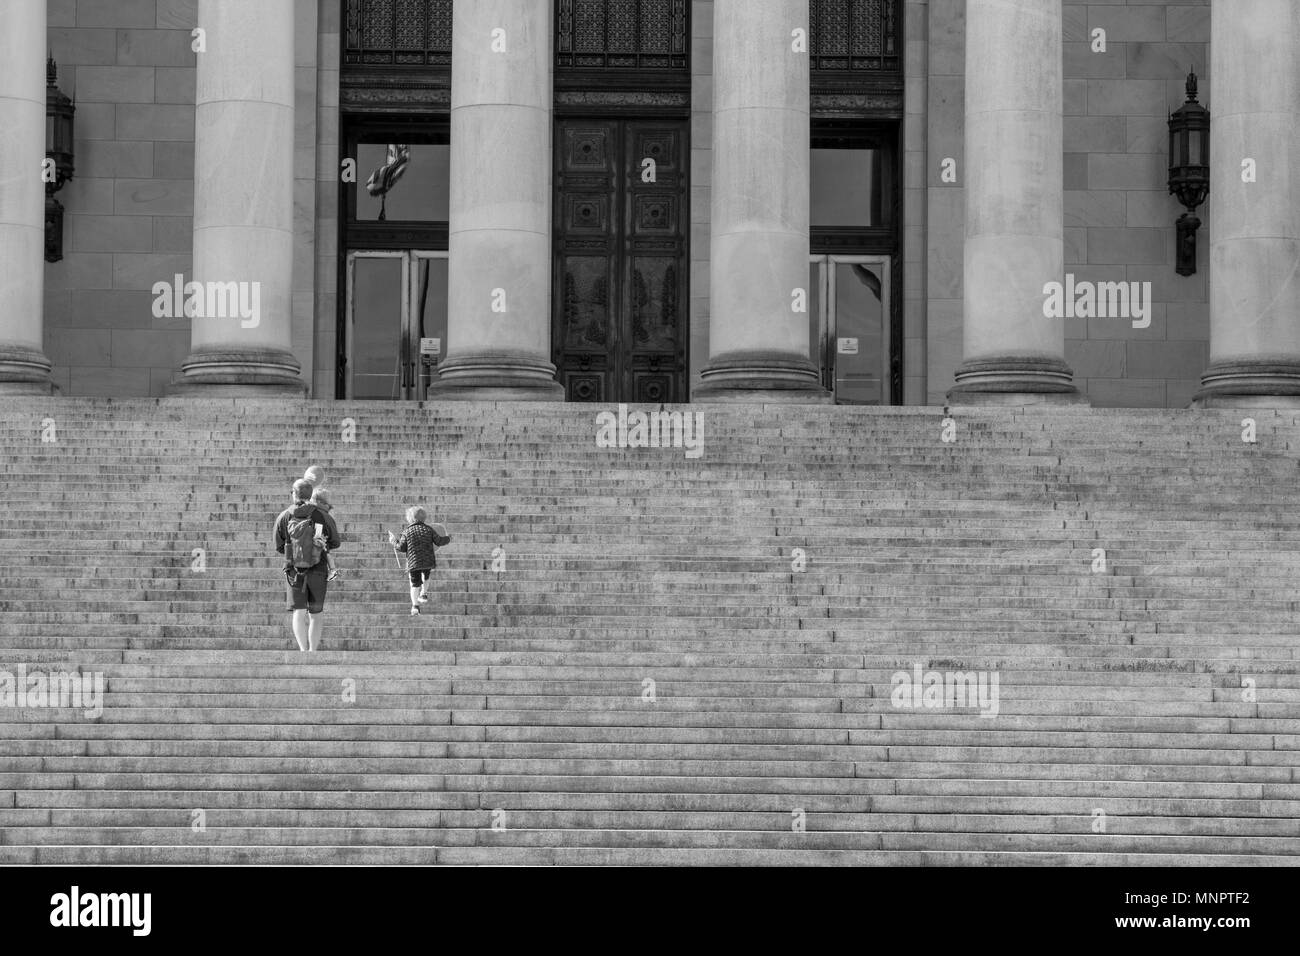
[0,397,1297,865]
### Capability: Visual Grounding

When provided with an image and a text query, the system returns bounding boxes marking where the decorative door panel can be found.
[555,119,688,403]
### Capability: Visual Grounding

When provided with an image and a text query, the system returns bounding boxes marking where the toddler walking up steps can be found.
[0,398,1297,865]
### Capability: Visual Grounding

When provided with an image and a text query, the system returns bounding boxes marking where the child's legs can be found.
[408,569,431,604]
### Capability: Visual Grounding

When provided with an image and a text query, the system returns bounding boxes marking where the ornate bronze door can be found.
[553,119,688,403]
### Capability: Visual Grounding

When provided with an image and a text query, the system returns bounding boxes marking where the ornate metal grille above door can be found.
[344,0,453,66]
[341,0,454,113]
[809,0,903,118]
[556,0,689,70]
[809,0,899,73]
[554,0,690,112]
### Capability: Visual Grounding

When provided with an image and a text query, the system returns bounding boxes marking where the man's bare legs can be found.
[291,609,309,652]
[307,612,323,651]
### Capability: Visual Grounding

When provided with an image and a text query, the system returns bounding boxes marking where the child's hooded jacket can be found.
[396,521,451,572]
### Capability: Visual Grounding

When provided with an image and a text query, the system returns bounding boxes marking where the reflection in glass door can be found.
[410,251,449,400]
[808,254,891,404]
[346,250,449,400]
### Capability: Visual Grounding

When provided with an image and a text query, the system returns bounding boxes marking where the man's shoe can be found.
[410,605,420,616]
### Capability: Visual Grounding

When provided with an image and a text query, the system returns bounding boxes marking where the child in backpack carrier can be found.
[388,506,452,616]
[302,465,339,582]
[309,488,340,582]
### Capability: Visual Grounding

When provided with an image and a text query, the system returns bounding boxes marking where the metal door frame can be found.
[345,249,449,400]
[407,249,449,400]
[810,253,892,404]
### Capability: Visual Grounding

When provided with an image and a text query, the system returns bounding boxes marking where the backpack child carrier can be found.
[287,512,322,569]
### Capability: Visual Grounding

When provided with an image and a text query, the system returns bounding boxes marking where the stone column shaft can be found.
[950,0,1079,402]
[0,0,53,394]
[432,0,563,401]
[1196,0,1300,406]
[695,0,828,402]
[173,0,304,395]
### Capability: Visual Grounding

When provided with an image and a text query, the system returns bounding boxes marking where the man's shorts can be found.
[286,567,328,613]
[409,568,432,587]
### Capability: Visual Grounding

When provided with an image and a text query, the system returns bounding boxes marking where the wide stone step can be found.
[37,668,1293,688]
[3,826,1297,858]
[5,738,1289,770]
[5,807,1298,837]
[6,844,1294,865]
[7,730,1292,759]
[7,712,1295,736]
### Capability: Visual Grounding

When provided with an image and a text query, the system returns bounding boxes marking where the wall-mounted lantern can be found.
[45,54,75,263]
[1168,71,1209,277]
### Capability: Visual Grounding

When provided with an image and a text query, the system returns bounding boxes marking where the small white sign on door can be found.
[837,337,859,355]
[420,337,442,356]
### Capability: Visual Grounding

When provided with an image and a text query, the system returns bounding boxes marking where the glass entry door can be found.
[346,250,449,400]
[809,254,891,404]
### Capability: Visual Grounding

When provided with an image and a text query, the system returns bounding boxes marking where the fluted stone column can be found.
[694,0,828,403]
[171,0,305,395]
[948,0,1080,403]
[0,0,53,395]
[431,0,563,401]
[1194,0,1300,406]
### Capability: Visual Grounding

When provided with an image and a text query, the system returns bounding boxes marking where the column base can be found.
[169,347,307,397]
[428,350,565,402]
[1191,358,1300,408]
[0,343,54,395]
[694,350,832,404]
[948,354,1085,404]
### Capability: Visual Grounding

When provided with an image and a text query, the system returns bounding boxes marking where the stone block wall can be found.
[43,0,323,397]
[1062,0,1209,407]
[43,0,197,396]
[926,0,1211,407]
